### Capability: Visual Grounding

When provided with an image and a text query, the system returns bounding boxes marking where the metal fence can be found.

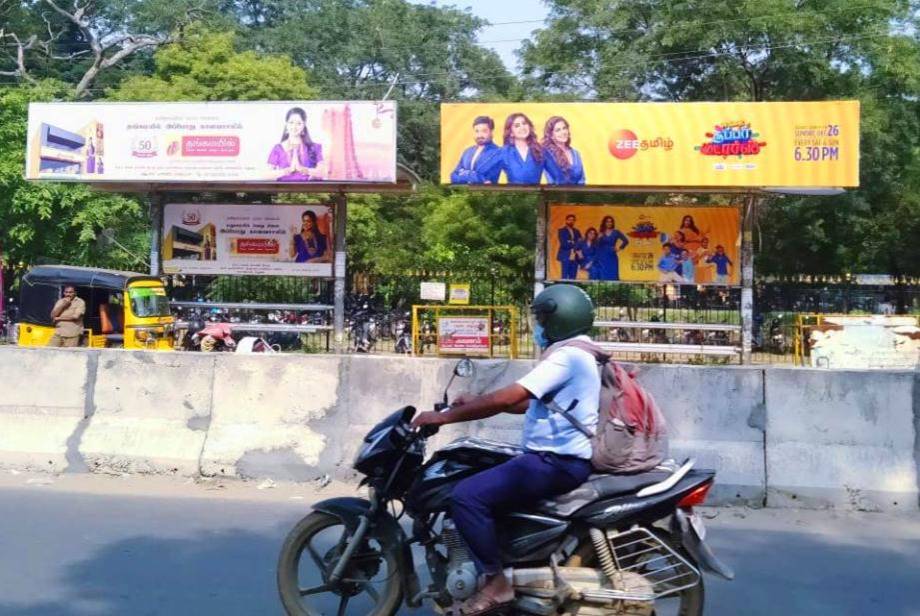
[4,269,917,363]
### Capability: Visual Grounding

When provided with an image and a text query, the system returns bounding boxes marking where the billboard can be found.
[26,101,396,183]
[162,203,333,277]
[548,204,740,285]
[441,101,859,188]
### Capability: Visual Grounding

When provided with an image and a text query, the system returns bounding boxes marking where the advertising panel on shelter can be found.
[547,204,741,285]
[441,101,859,188]
[26,101,396,183]
[437,316,491,355]
[162,203,333,277]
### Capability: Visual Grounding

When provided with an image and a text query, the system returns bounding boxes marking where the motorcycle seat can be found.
[536,470,672,518]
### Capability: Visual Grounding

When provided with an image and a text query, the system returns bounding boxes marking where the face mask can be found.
[532,323,549,349]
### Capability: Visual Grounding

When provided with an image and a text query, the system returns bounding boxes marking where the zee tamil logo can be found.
[695,121,767,158]
[608,129,674,160]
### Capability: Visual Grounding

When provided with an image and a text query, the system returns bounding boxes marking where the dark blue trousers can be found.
[560,259,579,280]
[450,452,592,575]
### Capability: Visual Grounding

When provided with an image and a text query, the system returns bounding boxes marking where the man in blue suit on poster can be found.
[557,214,582,279]
[450,116,502,184]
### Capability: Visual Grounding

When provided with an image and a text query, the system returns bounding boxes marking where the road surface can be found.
[0,472,918,615]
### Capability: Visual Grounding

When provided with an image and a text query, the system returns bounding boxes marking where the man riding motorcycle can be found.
[412,283,599,616]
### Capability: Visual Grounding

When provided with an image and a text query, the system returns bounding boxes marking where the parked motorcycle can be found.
[768,316,787,355]
[393,311,412,354]
[350,303,379,353]
[277,360,733,616]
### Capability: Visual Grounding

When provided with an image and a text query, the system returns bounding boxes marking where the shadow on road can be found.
[0,527,288,616]
[1,520,919,615]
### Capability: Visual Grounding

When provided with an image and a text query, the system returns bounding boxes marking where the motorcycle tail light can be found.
[678,482,712,508]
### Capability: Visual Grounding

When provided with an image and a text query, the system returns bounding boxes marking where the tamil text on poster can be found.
[162,203,333,277]
[438,316,490,355]
[441,101,858,188]
[547,204,740,285]
[26,101,396,183]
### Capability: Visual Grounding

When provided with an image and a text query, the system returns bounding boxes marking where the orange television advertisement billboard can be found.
[441,101,858,188]
[547,204,740,285]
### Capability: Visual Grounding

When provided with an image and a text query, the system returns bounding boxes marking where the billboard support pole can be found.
[149,193,163,276]
[333,192,348,354]
[534,192,548,299]
[740,193,756,364]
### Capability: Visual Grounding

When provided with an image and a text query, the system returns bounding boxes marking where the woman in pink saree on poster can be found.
[267,107,326,181]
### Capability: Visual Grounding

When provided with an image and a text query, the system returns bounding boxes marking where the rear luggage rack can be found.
[606,526,700,599]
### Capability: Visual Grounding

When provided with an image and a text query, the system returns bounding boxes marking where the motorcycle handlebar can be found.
[417,402,450,438]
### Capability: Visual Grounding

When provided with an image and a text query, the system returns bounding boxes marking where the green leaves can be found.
[0,82,146,269]
[107,27,317,101]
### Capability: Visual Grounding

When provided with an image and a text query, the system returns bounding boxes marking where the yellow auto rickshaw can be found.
[17,265,175,350]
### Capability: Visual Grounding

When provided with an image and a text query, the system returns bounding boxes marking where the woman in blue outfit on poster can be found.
[541,116,586,185]
[500,113,544,184]
[289,210,328,263]
[596,216,629,280]
[575,227,600,279]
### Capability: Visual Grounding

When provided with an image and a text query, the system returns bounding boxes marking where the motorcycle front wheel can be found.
[277,511,403,616]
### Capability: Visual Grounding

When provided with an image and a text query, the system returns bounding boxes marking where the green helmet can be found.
[531,284,595,343]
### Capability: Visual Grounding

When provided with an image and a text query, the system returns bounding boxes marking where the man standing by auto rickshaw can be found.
[48,285,85,347]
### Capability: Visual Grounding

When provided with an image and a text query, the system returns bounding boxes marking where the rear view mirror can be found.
[454,358,474,378]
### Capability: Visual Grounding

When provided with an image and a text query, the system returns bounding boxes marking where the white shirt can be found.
[516,335,601,459]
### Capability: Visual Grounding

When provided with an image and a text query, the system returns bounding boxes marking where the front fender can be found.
[312,496,421,605]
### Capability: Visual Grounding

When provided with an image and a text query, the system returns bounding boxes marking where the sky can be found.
[408,0,550,71]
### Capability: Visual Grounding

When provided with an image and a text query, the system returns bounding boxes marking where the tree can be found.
[521,0,920,276]
[107,27,317,101]
[1,0,214,98]
[229,0,517,179]
[0,81,146,269]
[346,186,535,276]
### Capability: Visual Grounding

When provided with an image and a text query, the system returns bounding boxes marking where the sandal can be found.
[449,591,514,616]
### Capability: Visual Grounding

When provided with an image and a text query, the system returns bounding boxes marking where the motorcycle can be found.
[349,302,379,353]
[768,316,787,355]
[277,360,733,616]
[393,311,412,355]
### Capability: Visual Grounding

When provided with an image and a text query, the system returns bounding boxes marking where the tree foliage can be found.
[0,0,214,97]
[230,0,516,179]
[107,27,317,101]
[0,81,145,269]
[347,187,535,276]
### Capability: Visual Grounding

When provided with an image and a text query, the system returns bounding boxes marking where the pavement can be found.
[0,471,918,615]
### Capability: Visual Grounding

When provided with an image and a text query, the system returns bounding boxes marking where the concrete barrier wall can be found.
[765,368,918,512]
[80,351,216,476]
[0,346,916,512]
[0,347,93,472]
[636,366,766,507]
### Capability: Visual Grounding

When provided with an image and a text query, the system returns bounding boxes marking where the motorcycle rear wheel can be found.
[277,511,403,616]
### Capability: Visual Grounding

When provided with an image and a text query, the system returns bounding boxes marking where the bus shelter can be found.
[439,101,860,363]
[24,100,416,352]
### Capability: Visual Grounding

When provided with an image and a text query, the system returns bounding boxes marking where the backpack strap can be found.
[539,394,595,438]
[536,338,610,439]
[541,337,611,364]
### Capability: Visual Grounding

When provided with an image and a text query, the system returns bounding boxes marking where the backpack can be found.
[543,339,669,474]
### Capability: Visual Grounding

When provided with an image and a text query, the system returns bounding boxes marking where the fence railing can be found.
[3,270,917,363]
